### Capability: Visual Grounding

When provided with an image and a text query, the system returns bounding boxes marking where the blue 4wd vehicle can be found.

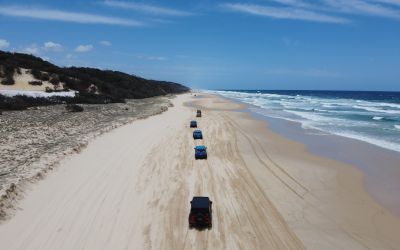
[194,145,207,159]
[190,120,197,128]
[189,196,212,229]
[193,130,203,140]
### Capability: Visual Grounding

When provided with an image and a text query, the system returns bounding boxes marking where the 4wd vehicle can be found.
[190,120,197,128]
[194,145,207,159]
[193,130,203,140]
[196,110,202,117]
[189,196,212,229]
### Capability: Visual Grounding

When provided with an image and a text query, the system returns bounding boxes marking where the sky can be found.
[0,0,399,91]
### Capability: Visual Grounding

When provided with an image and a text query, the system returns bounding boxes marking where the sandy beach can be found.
[1,93,400,249]
[0,96,172,219]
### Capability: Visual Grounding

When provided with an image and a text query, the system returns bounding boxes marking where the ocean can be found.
[208,90,400,153]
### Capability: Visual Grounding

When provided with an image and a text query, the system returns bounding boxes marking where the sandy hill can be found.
[0,50,189,110]
[0,68,62,92]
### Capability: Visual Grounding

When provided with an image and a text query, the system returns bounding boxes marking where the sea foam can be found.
[208,90,400,153]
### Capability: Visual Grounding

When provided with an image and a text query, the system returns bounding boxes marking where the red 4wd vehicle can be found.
[189,196,212,229]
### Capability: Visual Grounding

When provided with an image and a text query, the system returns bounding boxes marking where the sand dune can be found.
[0,93,399,249]
[0,69,57,92]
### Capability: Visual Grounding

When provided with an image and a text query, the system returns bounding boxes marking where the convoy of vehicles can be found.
[189,109,212,229]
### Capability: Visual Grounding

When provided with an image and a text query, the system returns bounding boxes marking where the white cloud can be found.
[24,45,40,55]
[223,0,400,23]
[0,6,143,26]
[322,0,400,19]
[0,39,10,49]
[103,0,193,16]
[269,0,314,8]
[271,0,400,19]
[75,44,93,53]
[372,0,400,6]
[43,41,63,51]
[222,3,350,23]
[100,40,112,46]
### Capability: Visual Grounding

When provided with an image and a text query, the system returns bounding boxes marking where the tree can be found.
[30,69,42,79]
[50,74,60,85]
[1,76,15,85]
[41,73,50,81]
[28,80,43,86]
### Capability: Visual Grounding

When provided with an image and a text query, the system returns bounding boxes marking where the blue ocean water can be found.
[208,90,400,153]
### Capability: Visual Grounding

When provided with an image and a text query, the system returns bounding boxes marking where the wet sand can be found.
[0,93,399,249]
[255,113,400,216]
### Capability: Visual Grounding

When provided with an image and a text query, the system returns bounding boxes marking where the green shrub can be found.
[1,76,15,85]
[66,104,84,112]
[30,69,42,79]
[28,80,43,86]
[49,74,60,85]
[41,73,50,81]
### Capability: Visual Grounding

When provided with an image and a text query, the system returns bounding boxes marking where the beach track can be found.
[0,94,305,249]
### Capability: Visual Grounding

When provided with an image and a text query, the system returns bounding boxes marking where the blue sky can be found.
[0,0,399,91]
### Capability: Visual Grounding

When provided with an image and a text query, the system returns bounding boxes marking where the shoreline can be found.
[214,92,400,216]
[256,113,400,216]
[0,93,399,249]
[190,93,400,249]
[208,90,400,154]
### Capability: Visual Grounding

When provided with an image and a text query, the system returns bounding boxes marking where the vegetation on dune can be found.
[66,104,84,112]
[0,92,125,111]
[28,80,43,86]
[0,64,16,85]
[1,76,14,85]
[0,50,190,110]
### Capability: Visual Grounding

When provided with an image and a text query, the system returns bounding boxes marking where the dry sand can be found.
[0,69,55,91]
[0,93,400,249]
[0,97,172,219]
